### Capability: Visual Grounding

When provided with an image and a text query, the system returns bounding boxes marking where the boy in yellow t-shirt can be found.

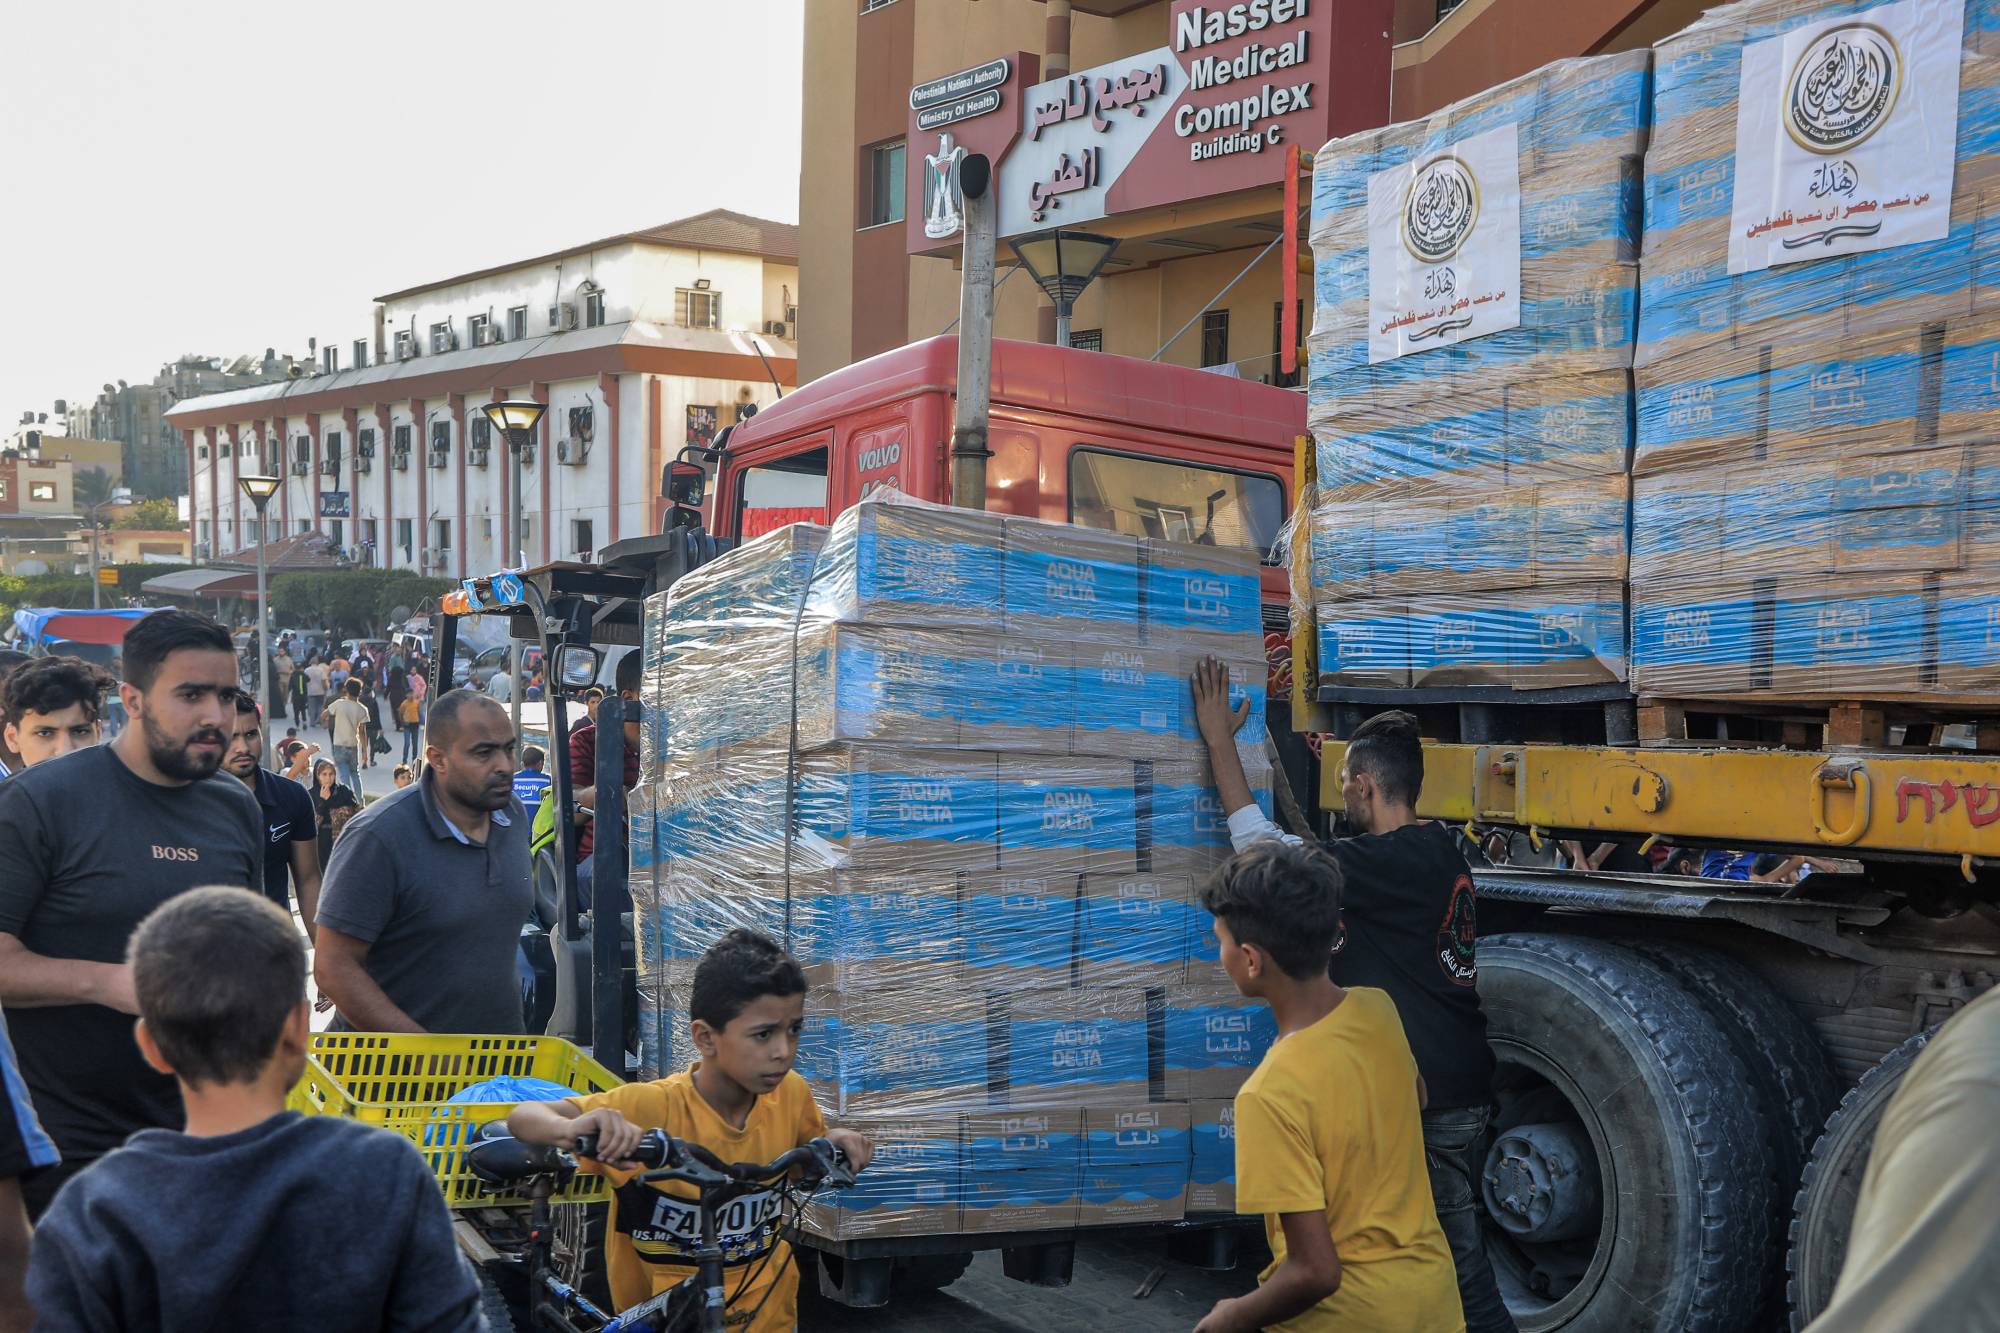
[509,930,873,1331]
[1192,842,1465,1333]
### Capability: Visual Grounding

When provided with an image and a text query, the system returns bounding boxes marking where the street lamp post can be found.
[1009,230,1119,348]
[480,399,546,739]
[84,489,131,609]
[239,474,282,765]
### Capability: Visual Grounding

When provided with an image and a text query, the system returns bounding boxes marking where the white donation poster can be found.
[1367,123,1522,364]
[1729,0,1964,274]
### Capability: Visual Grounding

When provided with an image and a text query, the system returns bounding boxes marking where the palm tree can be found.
[73,468,113,509]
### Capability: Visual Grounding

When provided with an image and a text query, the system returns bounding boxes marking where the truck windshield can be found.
[737,446,829,538]
[1068,447,1285,561]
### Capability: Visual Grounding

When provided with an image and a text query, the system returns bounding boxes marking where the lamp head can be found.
[481,398,546,446]
[238,473,281,506]
[1008,231,1119,315]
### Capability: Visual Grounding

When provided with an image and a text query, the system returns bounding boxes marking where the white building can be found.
[170,210,799,575]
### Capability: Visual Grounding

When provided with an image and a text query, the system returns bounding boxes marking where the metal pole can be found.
[508,429,524,739]
[89,510,101,608]
[1150,231,1285,362]
[254,499,272,765]
[950,154,997,512]
[1055,307,1072,349]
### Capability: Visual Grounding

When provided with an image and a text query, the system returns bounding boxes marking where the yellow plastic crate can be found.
[288,1032,623,1208]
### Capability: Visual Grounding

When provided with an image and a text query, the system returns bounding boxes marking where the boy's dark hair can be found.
[232,692,261,717]
[1199,843,1344,980]
[392,763,412,780]
[343,677,363,698]
[1346,709,1424,808]
[690,929,807,1029]
[4,655,113,724]
[123,610,232,692]
[614,649,642,696]
[521,745,545,769]
[129,886,307,1087]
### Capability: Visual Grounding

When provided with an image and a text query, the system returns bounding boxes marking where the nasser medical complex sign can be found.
[907,0,1379,254]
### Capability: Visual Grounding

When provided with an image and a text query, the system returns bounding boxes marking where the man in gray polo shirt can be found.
[315,690,531,1034]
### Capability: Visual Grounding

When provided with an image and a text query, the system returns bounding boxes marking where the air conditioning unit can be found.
[556,438,589,466]
[354,454,372,475]
[475,326,502,347]
[398,341,418,361]
[519,442,536,468]
[549,303,578,332]
[289,460,310,477]
[391,446,411,471]
[317,458,339,476]
[194,543,210,560]
[422,547,447,571]
[467,444,490,467]
[762,321,789,337]
[426,447,449,469]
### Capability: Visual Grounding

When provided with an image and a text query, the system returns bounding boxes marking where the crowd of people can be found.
[0,614,1991,1332]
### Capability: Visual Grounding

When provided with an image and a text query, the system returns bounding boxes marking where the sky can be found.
[0,0,804,435]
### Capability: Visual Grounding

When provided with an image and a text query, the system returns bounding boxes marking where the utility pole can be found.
[950,154,996,512]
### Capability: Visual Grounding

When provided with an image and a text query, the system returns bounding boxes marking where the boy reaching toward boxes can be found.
[509,929,872,1332]
[1191,843,1464,1333]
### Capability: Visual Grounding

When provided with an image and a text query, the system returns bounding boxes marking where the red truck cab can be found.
[706,336,1305,620]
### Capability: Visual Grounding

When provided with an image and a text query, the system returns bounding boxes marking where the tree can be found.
[72,468,113,509]
[114,498,183,530]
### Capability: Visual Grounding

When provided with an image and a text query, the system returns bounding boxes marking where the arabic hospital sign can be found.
[905,1,1346,252]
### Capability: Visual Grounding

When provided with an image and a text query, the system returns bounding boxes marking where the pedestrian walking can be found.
[309,759,360,869]
[398,692,423,764]
[0,610,261,1218]
[315,690,532,1034]
[360,677,387,771]
[303,655,329,733]
[322,679,370,793]
[220,696,322,936]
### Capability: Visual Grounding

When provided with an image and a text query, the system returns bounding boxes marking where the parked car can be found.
[457,643,541,689]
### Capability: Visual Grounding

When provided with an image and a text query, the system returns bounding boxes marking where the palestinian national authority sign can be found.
[1728,0,1962,273]
[1366,123,1522,364]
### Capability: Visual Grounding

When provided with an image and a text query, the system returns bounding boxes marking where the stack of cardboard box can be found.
[1304,51,1651,690]
[1631,0,2000,699]
[634,495,1278,1243]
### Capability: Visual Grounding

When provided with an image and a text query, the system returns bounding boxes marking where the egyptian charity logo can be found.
[1401,154,1480,266]
[1784,23,1901,154]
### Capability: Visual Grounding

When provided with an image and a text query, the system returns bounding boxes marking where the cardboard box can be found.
[962,873,1077,987]
[795,746,998,874]
[1185,1099,1238,1214]
[1935,568,2000,693]
[960,1109,1081,1233]
[792,622,968,751]
[798,987,991,1119]
[1163,986,1276,1101]
[1002,517,1142,639]
[1140,539,1264,655]
[1077,873,1195,989]
[1314,600,1412,689]
[955,634,1076,755]
[1070,640,1184,760]
[1147,756,1273,887]
[1001,989,1150,1108]
[1173,647,1268,752]
[1628,577,1762,698]
[1079,1104,1192,1227]
[995,756,1139,877]
[1767,574,1930,699]
[809,497,1006,628]
[800,1114,962,1240]
[791,870,965,991]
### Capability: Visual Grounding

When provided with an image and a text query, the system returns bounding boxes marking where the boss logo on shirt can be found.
[151,845,201,862]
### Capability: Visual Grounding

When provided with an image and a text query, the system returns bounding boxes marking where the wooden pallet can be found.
[1637,696,2000,752]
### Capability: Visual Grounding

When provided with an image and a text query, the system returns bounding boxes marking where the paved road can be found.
[799,1232,1262,1332]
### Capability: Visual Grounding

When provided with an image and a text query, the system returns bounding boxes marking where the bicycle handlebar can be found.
[570,1130,854,1188]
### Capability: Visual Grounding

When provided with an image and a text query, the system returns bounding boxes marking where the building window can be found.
[469,313,490,346]
[862,0,899,13]
[481,516,494,540]
[322,346,339,374]
[1200,309,1231,368]
[1270,299,1304,388]
[430,322,453,354]
[508,306,528,340]
[1068,328,1103,352]
[1068,448,1286,561]
[396,518,413,554]
[293,437,310,467]
[361,518,377,549]
[353,339,369,369]
[584,288,606,328]
[393,424,411,451]
[298,519,309,535]
[432,518,451,554]
[572,518,593,556]
[197,445,208,459]
[521,515,533,546]
[676,288,722,329]
[28,482,55,502]
[865,140,906,227]
[198,519,208,543]
[395,330,415,360]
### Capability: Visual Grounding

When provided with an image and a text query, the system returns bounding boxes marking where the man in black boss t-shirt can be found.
[0,611,261,1218]
[1191,659,1516,1333]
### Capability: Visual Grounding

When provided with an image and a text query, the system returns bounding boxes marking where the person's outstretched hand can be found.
[1190,655,1250,749]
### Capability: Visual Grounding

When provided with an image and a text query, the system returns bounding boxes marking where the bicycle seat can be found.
[466,1131,574,1186]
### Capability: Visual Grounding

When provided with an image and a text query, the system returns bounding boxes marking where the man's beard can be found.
[444,769,512,813]
[143,711,226,781]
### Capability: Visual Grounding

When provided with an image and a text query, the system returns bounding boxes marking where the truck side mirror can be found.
[665,460,706,509]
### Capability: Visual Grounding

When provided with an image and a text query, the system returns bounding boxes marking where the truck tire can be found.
[476,1266,520,1333]
[1626,939,1838,1321]
[1477,934,1774,1332]
[553,1201,614,1312]
[1786,1026,1937,1329]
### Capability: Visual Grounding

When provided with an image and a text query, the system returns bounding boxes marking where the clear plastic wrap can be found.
[1302,50,1648,693]
[1631,0,2000,700]
[633,494,1276,1240]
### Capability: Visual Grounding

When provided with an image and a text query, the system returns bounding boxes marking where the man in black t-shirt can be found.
[220,693,322,933]
[0,610,261,1218]
[1191,660,1516,1333]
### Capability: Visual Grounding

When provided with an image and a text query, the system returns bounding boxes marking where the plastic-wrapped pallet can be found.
[1631,0,2000,700]
[1303,49,1649,692]
[633,493,1279,1243]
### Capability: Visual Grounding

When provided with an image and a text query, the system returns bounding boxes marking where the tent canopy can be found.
[10,607,158,647]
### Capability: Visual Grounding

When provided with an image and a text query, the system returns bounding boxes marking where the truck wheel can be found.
[1786,1027,1937,1329]
[553,1201,614,1312]
[1626,939,1837,1320]
[1477,934,1774,1332]
[891,1251,975,1293]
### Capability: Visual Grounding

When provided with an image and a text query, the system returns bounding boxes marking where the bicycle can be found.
[467,1127,855,1333]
